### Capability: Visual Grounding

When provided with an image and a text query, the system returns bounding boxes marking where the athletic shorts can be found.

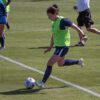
[0,16,6,24]
[54,46,69,57]
[77,9,94,28]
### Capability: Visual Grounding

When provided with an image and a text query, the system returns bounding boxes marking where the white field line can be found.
[7,28,51,33]
[0,54,100,97]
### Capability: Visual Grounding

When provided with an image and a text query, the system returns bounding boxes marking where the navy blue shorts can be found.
[54,46,69,57]
[0,16,6,24]
[77,9,94,28]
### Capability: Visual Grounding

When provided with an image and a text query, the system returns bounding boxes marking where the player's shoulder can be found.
[61,18,71,23]
[60,17,73,27]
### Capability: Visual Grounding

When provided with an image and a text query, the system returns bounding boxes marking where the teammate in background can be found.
[0,0,7,49]
[36,4,87,88]
[73,0,100,46]
[2,0,11,29]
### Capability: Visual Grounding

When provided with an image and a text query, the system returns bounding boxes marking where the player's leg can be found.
[75,26,85,46]
[36,47,69,88]
[85,15,100,34]
[42,46,84,83]
[6,13,10,29]
[42,54,62,82]
[75,14,86,46]
[87,27,100,34]
[56,46,84,67]
[36,47,84,88]
[6,21,10,29]
[84,9,100,34]
[58,58,79,66]
[63,58,84,67]
[36,54,61,88]
[0,24,5,49]
[0,16,6,50]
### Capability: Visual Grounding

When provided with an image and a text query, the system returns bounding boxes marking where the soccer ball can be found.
[24,77,36,89]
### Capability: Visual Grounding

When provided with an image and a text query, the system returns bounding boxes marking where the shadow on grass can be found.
[96,45,100,46]
[43,85,68,90]
[0,88,41,95]
[28,46,51,49]
[0,85,68,95]
[28,45,83,50]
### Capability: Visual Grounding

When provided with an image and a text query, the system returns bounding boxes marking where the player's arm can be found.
[44,33,54,54]
[49,34,54,48]
[5,0,11,7]
[71,23,87,41]
[61,18,87,41]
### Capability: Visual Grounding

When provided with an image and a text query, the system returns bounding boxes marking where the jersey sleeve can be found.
[60,18,73,29]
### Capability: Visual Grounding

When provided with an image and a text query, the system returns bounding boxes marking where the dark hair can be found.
[52,4,59,10]
[47,4,59,14]
[52,4,59,13]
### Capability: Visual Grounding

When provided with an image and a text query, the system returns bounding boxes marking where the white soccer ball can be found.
[24,77,35,89]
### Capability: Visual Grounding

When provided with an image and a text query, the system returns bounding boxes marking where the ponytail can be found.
[47,4,59,14]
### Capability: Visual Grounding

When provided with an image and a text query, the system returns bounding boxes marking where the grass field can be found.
[0,0,100,100]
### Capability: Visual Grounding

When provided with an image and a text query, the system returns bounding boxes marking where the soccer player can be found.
[0,0,6,49]
[73,0,100,46]
[2,0,11,29]
[36,4,87,88]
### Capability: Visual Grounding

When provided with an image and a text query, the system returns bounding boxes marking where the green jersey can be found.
[2,0,10,12]
[52,16,71,46]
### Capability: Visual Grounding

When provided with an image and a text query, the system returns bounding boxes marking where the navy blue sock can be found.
[42,66,52,83]
[0,37,4,47]
[63,59,79,66]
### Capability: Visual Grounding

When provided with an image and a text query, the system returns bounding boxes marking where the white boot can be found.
[78,58,84,68]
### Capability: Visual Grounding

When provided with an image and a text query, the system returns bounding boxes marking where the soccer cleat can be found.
[78,58,84,68]
[0,46,5,50]
[75,42,84,46]
[35,81,44,88]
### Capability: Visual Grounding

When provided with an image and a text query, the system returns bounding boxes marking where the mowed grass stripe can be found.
[6,24,100,34]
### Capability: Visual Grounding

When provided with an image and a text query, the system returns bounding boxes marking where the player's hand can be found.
[73,6,77,10]
[44,47,52,54]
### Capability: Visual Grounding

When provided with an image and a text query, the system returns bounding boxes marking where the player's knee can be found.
[57,63,63,67]
[47,61,54,66]
[0,33,3,37]
[86,27,91,32]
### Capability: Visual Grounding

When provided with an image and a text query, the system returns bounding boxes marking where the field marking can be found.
[0,54,100,98]
[7,28,51,33]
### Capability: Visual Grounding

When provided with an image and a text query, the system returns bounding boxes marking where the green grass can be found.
[0,0,100,100]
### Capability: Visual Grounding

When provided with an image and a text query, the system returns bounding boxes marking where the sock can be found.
[6,22,10,29]
[63,59,79,66]
[3,31,5,39]
[42,66,52,83]
[0,37,4,47]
